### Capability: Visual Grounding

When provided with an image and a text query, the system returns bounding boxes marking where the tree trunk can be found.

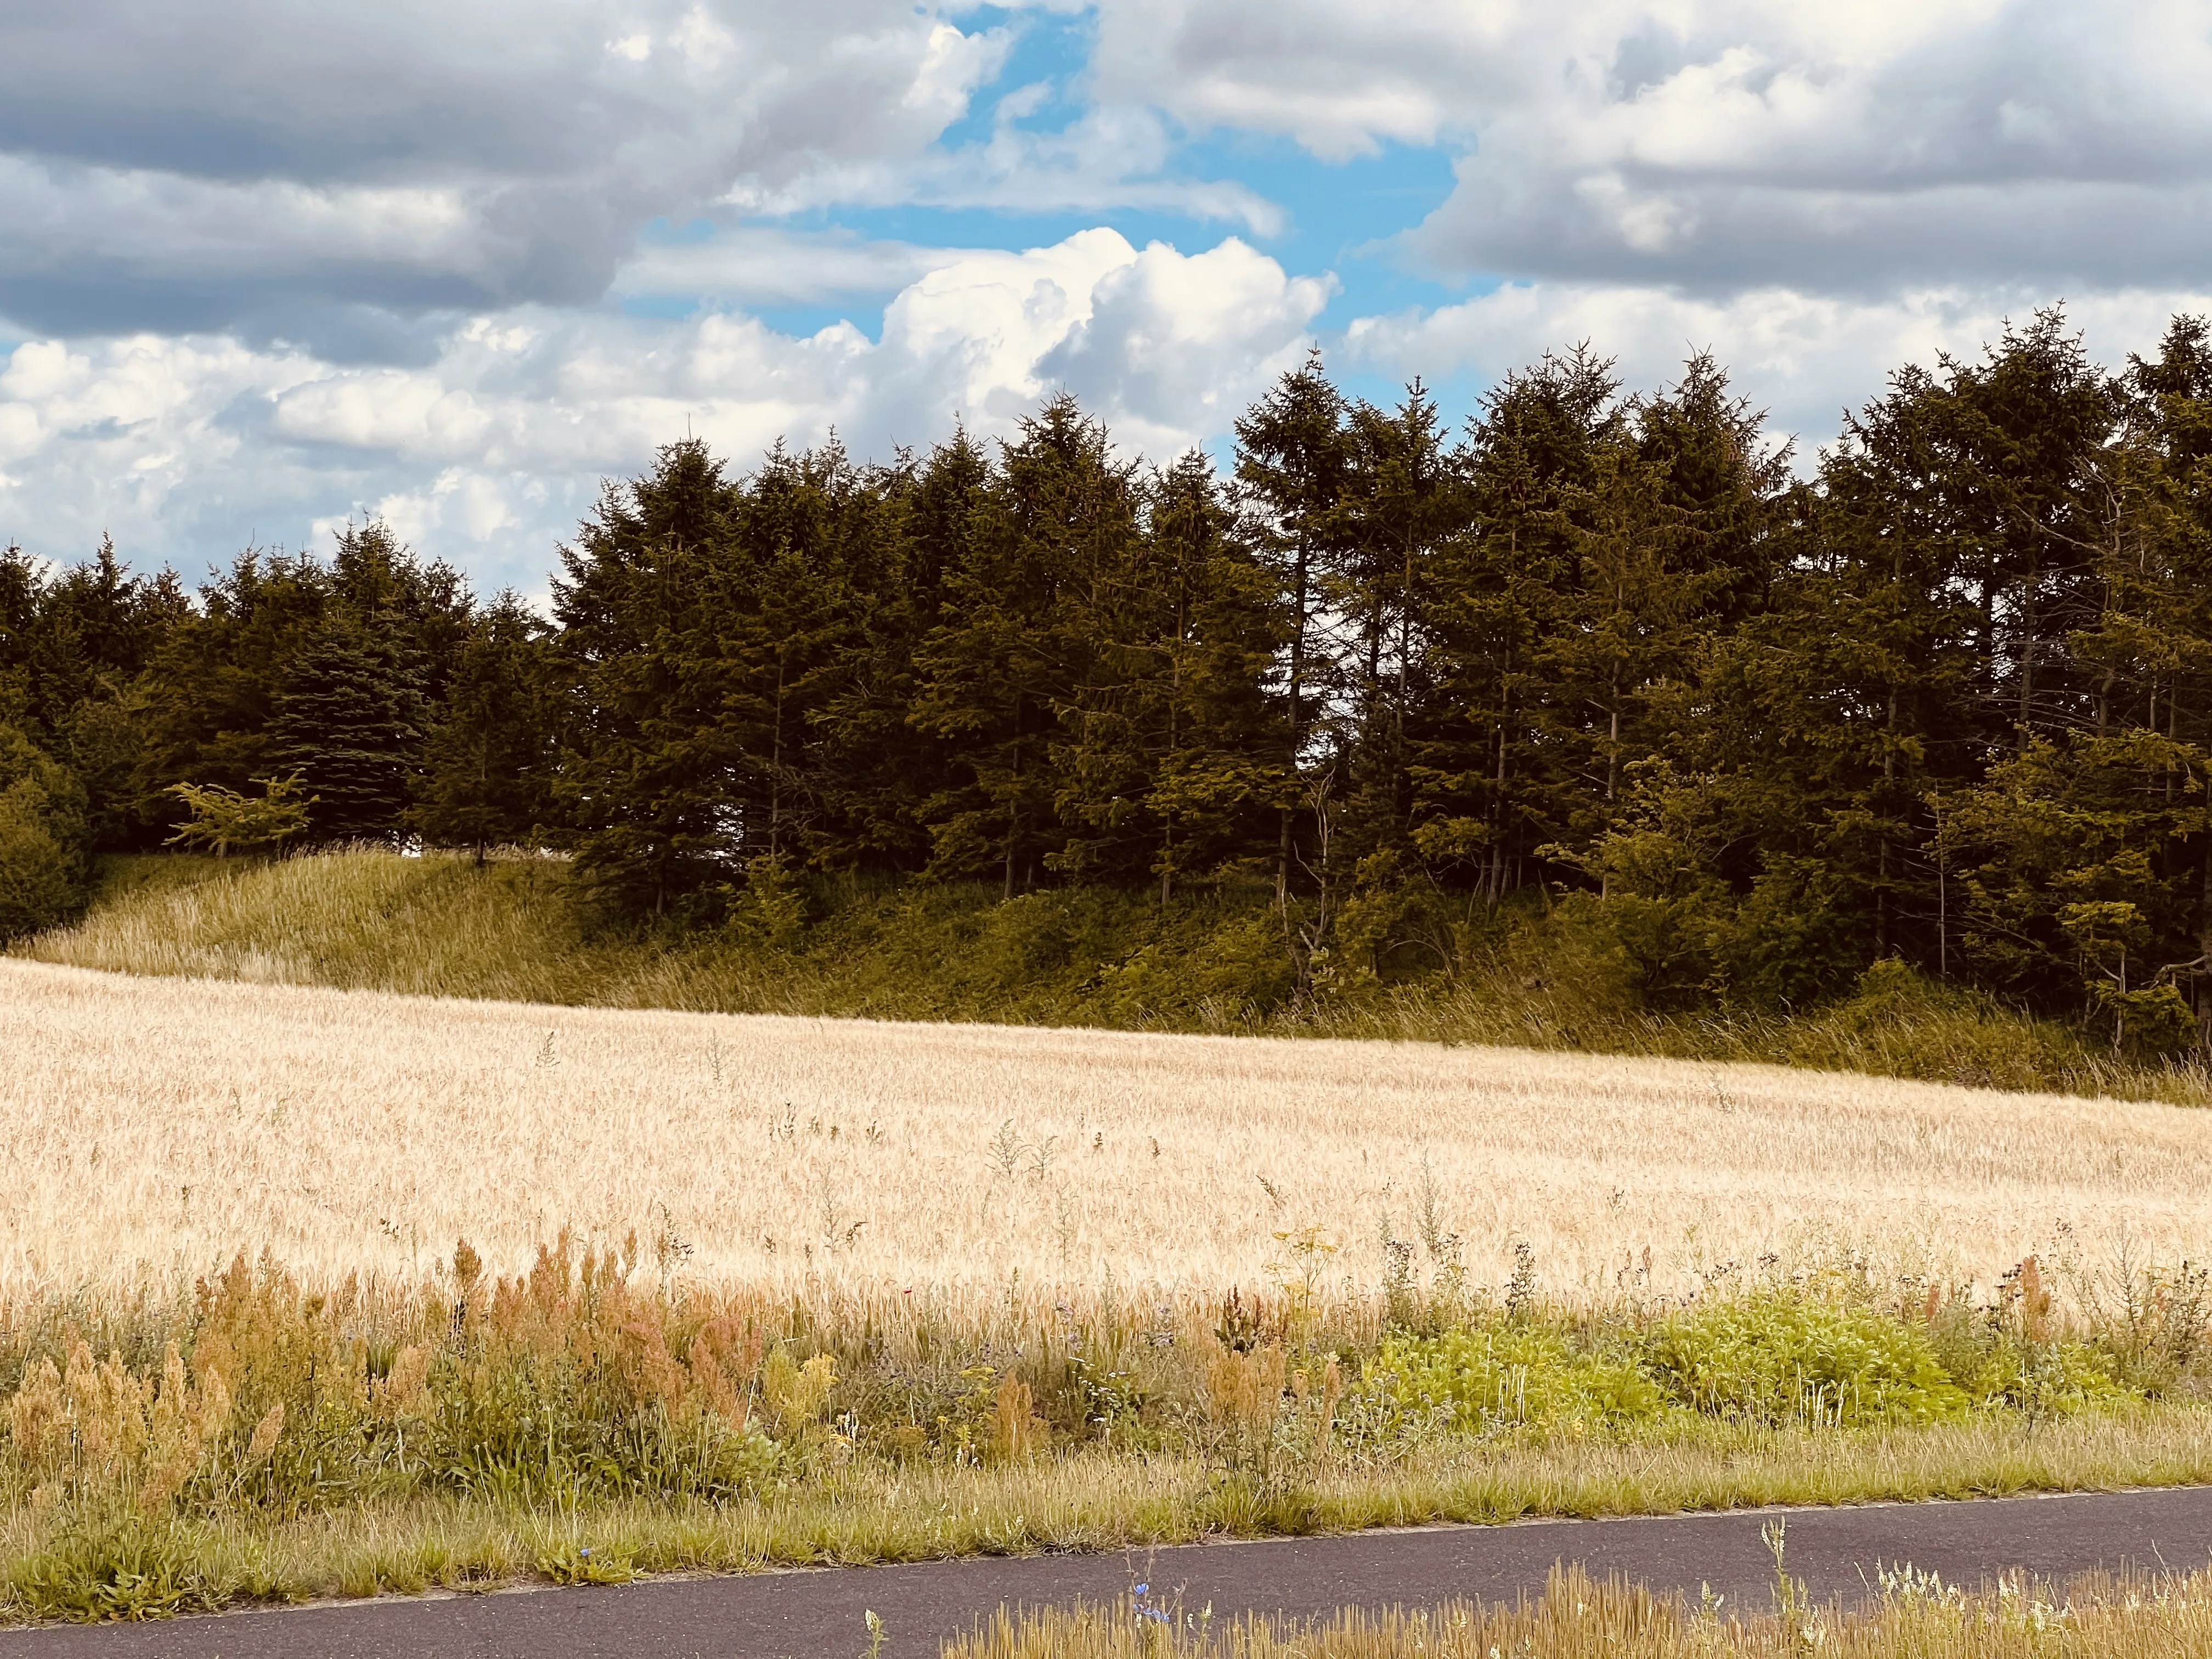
[1278,537,1311,911]
[2199,772,2212,1049]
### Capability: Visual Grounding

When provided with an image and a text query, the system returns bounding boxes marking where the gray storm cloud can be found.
[0,0,1002,350]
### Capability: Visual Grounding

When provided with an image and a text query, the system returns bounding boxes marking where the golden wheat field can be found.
[2,955,2207,1302]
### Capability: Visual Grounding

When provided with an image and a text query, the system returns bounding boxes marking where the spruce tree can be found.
[1407,347,1616,898]
[1137,452,1289,901]
[0,722,88,939]
[718,442,878,866]
[328,521,473,704]
[1234,353,1353,904]
[0,537,186,850]
[2119,316,2212,1035]
[1738,358,1998,973]
[911,397,1126,894]
[810,433,981,871]
[552,438,740,918]
[413,594,555,862]
[1039,449,1285,894]
[269,616,424,843]
[133,523,458,847]
[134,548,331,806]
[1330,382,1462,888]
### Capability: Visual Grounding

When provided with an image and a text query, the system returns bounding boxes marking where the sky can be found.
[4,0,2212,595]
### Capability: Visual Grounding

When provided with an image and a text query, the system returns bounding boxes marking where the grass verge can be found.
[951,1561,2212,1657]
[5,1406,2211,1623]
[4,1240,2209,1623]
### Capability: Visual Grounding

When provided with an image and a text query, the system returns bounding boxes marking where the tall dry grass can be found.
[3,956,2209,1303]
[947,1564,2212,1659]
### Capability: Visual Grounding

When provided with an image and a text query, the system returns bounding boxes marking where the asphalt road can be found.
[5,1487,2211,1658]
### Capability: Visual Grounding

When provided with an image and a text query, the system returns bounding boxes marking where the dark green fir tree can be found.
[413,593,555,862]
[269,617,425,843]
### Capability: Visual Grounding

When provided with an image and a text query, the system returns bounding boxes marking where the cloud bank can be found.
[2,232,1328,589]
[2,1,2207,584]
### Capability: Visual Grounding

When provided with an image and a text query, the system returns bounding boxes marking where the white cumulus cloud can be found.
[1347,281,2212,457]
[0,232,1328,589]
[1097,0,2212,296]
[6,0,2208,589]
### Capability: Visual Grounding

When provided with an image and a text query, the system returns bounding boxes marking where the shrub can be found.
[1785,958,2094,1091]
[161,775,314,860]
[1355,1325,1667,1441]
[1641,1292,1968,1427]
[0,724,88,941]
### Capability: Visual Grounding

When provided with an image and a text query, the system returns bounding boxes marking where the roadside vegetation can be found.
[3,1239,2211,1623]
[949,1559,2212,1658]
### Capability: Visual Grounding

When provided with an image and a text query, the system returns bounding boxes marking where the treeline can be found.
[11,308,2212,1052]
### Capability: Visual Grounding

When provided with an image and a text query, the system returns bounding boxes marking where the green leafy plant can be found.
[10,1519,222,1623]
[1357,1325,1667,1441]
[1643,1292,1968,1428]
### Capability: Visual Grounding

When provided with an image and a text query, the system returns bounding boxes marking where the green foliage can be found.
[9,1519,223,1622]
[0,538,184,859]
[1357,1326,1667,1440]
[420,1356,782,1505]
[724,851,811,951]
[1936,733,2210,1057]
[1356,1286,2119,1447]
[413,592,555,861]
[1092,908,1297,1024]
[25,313,2212,1052]
[0,723,88,939]
[1642,1294,1968,1429]
[533,1540,639,1585]
[162,775,314,859]
[269,619,424,844]
[125,523,465,848]
[1780,959,2095,1091]
[63,691,154,850]
[552,438,759,916]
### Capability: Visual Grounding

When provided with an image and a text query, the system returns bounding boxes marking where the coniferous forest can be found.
[13,309,2212,1058]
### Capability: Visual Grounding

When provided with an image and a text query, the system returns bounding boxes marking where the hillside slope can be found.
[15,849,2203,1103]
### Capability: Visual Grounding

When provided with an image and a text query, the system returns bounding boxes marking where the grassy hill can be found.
[16,848,2202,1104]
